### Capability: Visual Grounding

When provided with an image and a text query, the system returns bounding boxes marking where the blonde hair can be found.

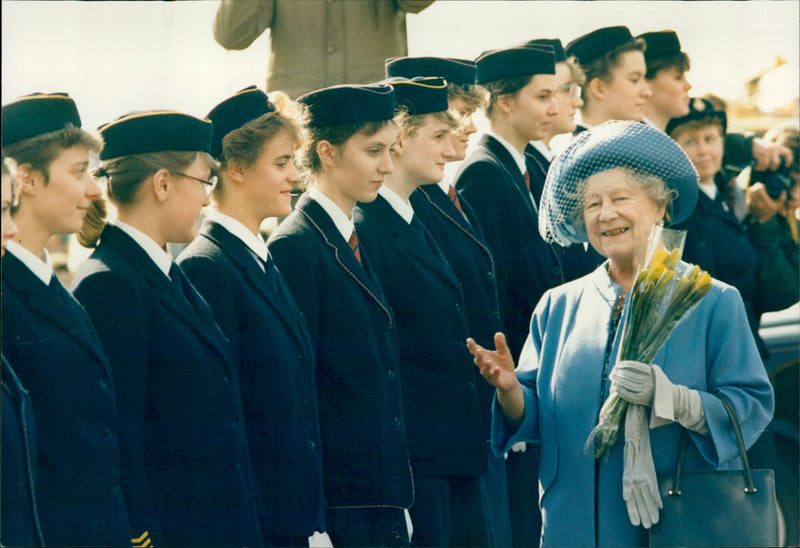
[448,83,488,111]
[215,91,307,196]
[395,107,459,139]
[2,156,21,214]
[77,150,218,248]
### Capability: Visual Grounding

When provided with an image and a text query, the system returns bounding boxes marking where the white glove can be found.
[612,362,709,435]
[649,365,709,434]
[610,360,655,406]
[622,403,662,529]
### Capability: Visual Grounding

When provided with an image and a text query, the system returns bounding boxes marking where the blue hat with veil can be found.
[539,120,699,246]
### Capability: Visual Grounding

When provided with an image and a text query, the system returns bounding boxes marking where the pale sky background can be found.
[3,0,799,134]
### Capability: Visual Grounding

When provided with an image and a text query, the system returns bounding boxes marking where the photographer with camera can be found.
[743,122,799,314]
[667,98,799,357]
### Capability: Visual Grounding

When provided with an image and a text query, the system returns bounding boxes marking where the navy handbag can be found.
[650,395,779,548]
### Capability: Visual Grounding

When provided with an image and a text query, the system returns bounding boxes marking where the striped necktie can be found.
[447,185,463,213]
[348,230,361,264]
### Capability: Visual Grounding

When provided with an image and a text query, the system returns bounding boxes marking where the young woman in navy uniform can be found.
[564,26,651,136]
[638,30,793,176]
[385,56,513,548]
[454,46,563,362]
[1,155,45,548]
[177,86,325,547]
[522,38,603,283]
[353,77,489,547]
[267,84,413,547]
[452,47,565,548]
[71,111,264,548]
[0,93,131,547]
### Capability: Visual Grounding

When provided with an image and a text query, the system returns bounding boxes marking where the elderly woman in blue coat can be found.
[467,121,774,548]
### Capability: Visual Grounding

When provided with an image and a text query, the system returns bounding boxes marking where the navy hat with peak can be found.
[387,77,450,116]
[638,30,684,64]
[566,26,636,66]
[98,110,213,161]
[2,92,82,148]
[475,45,556,85]
[298,84,395,128]
[207,85,276,159]
[666,97,727,136]
[385,56,477,87]
[522,39,567,63]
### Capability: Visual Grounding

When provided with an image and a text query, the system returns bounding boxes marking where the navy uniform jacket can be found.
[1,252,130,547]
[455,134,564,360]
[525,142,604,282]
[178,218,325,538]
[673,189,764,353]
[1,355,44,547]
[71,224,264,548]
[267,193,413,508]
[353,195,487,477]
[409,184,501,428]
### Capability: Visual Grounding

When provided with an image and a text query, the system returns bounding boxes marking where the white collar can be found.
[486,130,527,176]
[378,185,415,224]
[308,186,355,243]
[114,220,173,278]
[6,240,53,286]
[529,140,554,162]
[206,210,268,264]
[698,181,718,201]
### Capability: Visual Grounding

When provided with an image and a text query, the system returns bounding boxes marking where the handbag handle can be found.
[668,394,757,496]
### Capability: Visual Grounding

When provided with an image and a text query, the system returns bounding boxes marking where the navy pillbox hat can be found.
[475,46,556,85]
[566,26,635,66]
[388,77,450,116]
[298,84,395,128]
[98,111,213,160]
[666,97,727,136]
[2,92,82,148]
[638,30,683,64]
[522,39,567,63]
[385,56,477,87]
[207,85,275,159]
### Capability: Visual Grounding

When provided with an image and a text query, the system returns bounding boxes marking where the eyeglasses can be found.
[557,82,582,99]
[172,171,219,197]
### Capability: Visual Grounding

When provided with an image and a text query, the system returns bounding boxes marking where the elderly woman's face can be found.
[582,167,666,267]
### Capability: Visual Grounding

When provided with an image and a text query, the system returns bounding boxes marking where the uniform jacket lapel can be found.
[199,220,309,351]
[524,142,550,205]
[362,195,461,291]
[697,191,742,229]
[481,135,538,217]
[3,253,109,367]
[415,185,497,276]
[296,194,394,322]
[101,225,231,364]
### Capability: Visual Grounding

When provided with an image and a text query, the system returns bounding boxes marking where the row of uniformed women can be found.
[0,25,790,548]
[0,65,500,546]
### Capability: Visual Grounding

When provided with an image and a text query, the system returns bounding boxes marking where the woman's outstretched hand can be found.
[467,332,525,424]
[467,332,518,391]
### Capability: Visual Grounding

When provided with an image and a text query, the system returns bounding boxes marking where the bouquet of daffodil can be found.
[586,226,713,460]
